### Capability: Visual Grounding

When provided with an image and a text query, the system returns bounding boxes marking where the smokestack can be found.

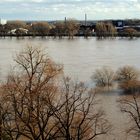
[65,17,67,25]
[85,14,87,26]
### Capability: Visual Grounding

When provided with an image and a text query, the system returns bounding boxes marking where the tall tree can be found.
[106,22,117,37]
[54,22,66,38]
[95,22,107,38]
[31,22,50,36]
[65,19,79,39]
[95,22,116,38]
[1,46,62,140]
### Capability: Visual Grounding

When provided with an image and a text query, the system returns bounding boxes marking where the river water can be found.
[0,37,140,139]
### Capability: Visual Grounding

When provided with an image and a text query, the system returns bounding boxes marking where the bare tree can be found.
[118,94,140,139]
[123,28,138,39]
[95,22,116,38]
[1,46,62,140]
[31,22,50,36]
[91,67,116,91]
[84,28,92,38]
[116,66,140,93]
[106,22,117,38]
[0,101,10,140]
[65,19,79,39]
[51,77,111,140]
[117,66,139,82]
[95,22,107,38]
[53,22,66,38]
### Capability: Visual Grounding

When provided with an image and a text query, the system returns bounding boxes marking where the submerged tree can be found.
[123,28,137,39]
[84,28,92,38]
[65,19,79,39]
[53,22,66,38]
[95,22,107,38]
[116,66,140,93]
[31,22,50,36]
[117,66,139,82]
[106,22,117,37]
[95,22,116,38]
[91,67,116,91]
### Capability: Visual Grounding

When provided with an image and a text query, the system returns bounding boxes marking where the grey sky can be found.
[0,0,140,20]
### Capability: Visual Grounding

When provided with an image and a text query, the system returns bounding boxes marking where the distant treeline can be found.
[0,19,140,38]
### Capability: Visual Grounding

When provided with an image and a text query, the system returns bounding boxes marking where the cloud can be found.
[1,0,42,1]
[0,0,140,20]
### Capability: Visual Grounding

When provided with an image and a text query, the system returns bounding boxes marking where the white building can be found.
[8,28,28,35]
[0,19,7,25]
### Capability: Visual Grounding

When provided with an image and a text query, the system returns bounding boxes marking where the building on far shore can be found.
[0,19,7,25]
[8,28,28,35]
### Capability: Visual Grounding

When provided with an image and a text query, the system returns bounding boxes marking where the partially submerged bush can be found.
[91,67,116,90]
[119,80,140,93]
[116,66,139,82]
[123,28,138,39]
[117,66,140,93]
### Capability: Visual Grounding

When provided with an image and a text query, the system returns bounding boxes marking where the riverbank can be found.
[0,32,140,38]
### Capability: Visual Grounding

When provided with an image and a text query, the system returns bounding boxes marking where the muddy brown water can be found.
[0,37,140,139]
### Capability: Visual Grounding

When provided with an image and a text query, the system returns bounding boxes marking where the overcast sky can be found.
[0,0,140,20]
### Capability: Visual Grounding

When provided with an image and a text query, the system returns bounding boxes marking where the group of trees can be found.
[116,66,140,139]
[50,20,79,39]
[95,21,139,39]
[0,46,140,139]
[92,66,140,93]
[0,46,111,140]
[30,22,50,36]
[125,19,140,26]
[121,28,138,39]
[0,20,140,39]
[0,20,79,38]
[92,66,140,139]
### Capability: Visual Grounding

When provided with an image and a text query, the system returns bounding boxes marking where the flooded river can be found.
[0,37,140,139]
